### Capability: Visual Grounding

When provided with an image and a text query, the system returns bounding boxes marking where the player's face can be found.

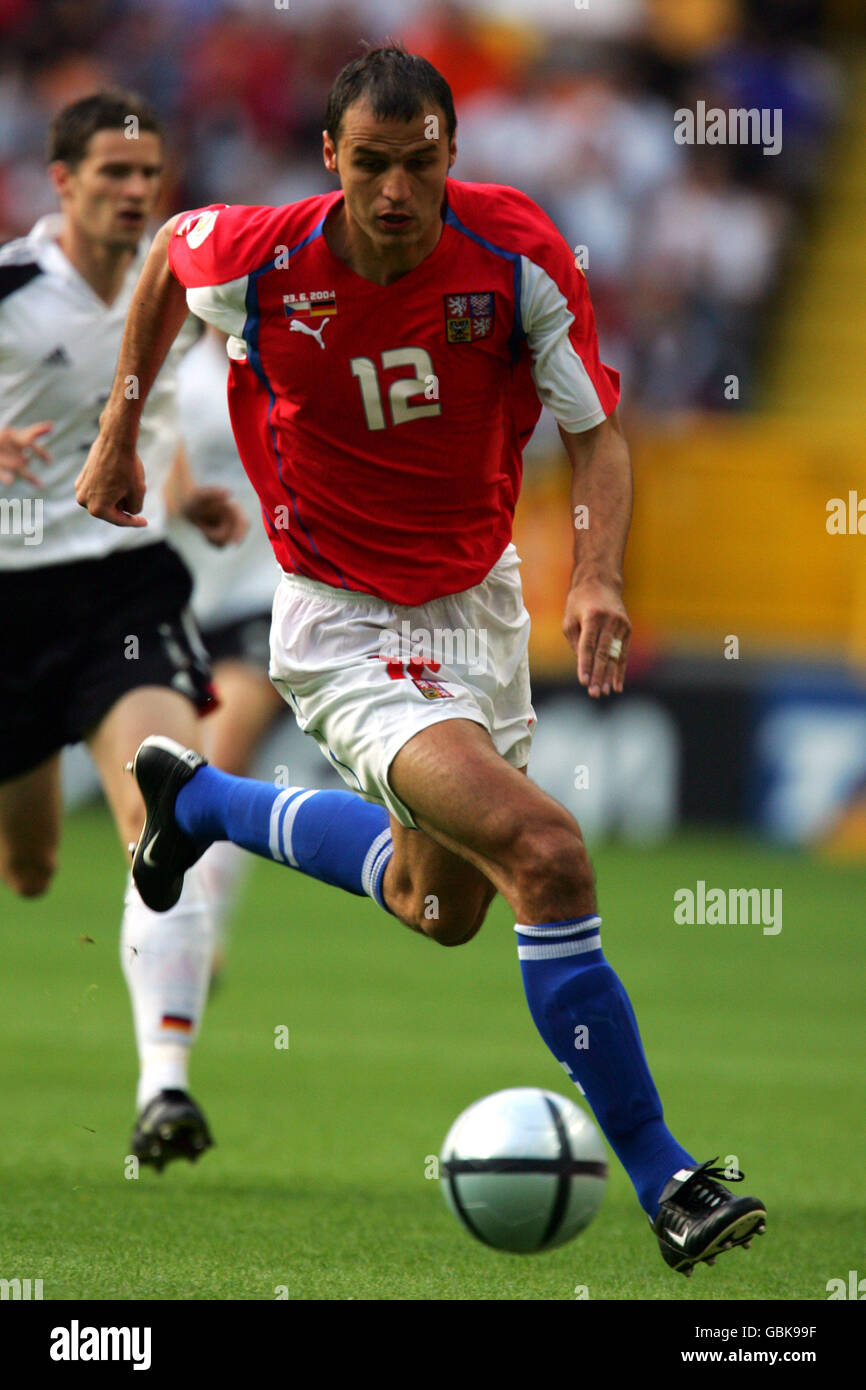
[323,99,456,257]
[51,128,163,251]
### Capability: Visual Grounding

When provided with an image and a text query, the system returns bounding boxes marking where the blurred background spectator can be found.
[0,0,843,416]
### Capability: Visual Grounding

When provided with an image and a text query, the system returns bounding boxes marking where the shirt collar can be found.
[26,214,149,299]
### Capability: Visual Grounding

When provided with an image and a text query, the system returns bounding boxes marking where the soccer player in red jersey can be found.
[77,45,766,1273]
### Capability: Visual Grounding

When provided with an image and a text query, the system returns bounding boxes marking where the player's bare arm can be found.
[74,214,186,526]
[560,408,632,699]
[163,443,249,548]
[0,421,52,488]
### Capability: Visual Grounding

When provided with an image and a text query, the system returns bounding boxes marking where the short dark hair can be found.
[47,90,163,167]
[325,42,456,145]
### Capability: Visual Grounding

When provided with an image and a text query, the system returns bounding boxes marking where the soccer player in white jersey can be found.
[166,323,285,964]
[78,48,767,1272]
[0,91,245,1169]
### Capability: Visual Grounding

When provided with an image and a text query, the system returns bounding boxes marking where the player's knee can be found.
[416,883,495,947]
[396,897,475,945]
[1,851,57,898]
[391,884,486,947]
[421,903,483,947]
[511,817,594,909]
[423,914,481,947]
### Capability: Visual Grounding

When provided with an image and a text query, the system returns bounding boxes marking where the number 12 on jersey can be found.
[350,348,441,431]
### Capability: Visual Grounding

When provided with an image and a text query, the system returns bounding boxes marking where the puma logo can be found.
[289,317,330,350]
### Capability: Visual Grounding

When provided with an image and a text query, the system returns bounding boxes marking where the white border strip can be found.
[514,915,601,938]
[517,935,602,960]
[362,828,393,900]
[268,789,303,864]
[279,789,318,868]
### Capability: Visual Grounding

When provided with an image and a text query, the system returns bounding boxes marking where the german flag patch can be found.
[160,1014,194,1033]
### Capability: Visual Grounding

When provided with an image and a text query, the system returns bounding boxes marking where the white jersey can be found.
[0,214,185,570]
[168,329,280,630]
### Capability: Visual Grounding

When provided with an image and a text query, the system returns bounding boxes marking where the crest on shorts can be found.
[444,291,495,343]
[411,676,454,700]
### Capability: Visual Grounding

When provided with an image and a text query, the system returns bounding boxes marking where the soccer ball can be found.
[439,1087,607,1253]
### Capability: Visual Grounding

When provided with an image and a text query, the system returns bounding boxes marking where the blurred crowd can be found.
[0,0,844,414]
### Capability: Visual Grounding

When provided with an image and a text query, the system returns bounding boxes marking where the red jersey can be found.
[168,179,619,605]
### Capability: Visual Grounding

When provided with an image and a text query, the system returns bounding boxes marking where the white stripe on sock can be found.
[514,916,602,938]
[280,789,318,867]
[367,843,393,906]
[268,788,303,863]
[362,828,393,900]
[517,935,602,960]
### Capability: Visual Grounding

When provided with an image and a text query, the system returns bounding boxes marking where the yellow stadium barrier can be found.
[515,416,866,677]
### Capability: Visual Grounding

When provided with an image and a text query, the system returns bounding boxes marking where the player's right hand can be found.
[75,435,148,528]
[0,421,52,487]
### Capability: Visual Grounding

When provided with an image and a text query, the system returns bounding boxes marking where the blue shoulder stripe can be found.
[241,216,349,590]
[444,207,524,361]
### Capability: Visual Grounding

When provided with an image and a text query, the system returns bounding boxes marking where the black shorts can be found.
[0,541,216,783]
[202,610,273,670]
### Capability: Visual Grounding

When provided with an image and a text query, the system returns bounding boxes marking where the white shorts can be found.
[268,543,536,828]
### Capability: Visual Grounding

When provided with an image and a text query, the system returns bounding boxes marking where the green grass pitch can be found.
[0,803,862,1301]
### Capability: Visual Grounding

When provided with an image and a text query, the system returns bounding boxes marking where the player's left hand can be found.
[563,579,631,698]
[182,487,248,547]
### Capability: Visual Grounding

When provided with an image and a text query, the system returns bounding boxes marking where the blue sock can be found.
[516,916,695,1218]
[175,767,393,909]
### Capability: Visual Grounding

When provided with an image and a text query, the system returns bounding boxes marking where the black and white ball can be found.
[440,1088,608,1253]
